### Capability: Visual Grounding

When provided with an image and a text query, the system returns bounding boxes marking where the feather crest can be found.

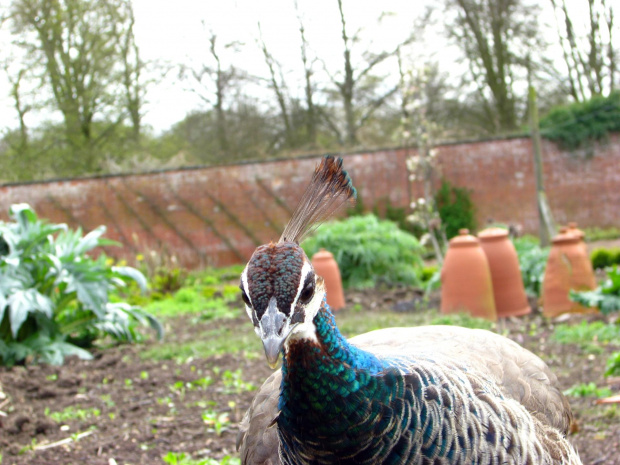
[279,156,357,244]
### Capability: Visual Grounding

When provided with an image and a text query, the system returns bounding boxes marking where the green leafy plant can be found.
[540,91,620,151]
[302,214,425,288]
[434,179,476,239]
[513,236,549,297]
[564,382,612,398]
[151,267,188,294]
[605,352,620,377]
[0,204,162,366]
[571,266,620,314]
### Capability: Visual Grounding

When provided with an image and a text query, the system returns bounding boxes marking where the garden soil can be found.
[1,289,619,465]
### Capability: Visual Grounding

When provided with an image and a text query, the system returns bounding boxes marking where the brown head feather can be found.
[279,156,357,244]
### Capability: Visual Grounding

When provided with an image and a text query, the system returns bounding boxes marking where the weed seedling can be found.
[221,369,255,394]
[45,406,101,423]
[202,409,231,436]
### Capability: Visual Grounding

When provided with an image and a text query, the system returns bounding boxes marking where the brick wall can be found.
[0,135,618,268]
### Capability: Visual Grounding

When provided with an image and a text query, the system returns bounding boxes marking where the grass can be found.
[336,307,494,338]
[336,307,441,337]
[584,226,620,242]
[145,288,240,320]
[551,320,620,354]
[140,325,260,362]
[162,452,240,465]
[141,299,499,363]
[429,313,495,330]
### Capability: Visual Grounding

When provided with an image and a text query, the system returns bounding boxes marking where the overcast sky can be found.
[0,0,597,135]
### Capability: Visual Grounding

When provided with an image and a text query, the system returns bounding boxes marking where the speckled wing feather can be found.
[351,325,573,434]
[237,326,575,465]
[237,370,282,465]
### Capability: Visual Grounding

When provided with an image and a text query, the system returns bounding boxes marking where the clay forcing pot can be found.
[441,229,497,321]
[567,222,585,241]
[567,221,590,256]
[542,230,597,317]
[478,228,531,318]
[311,249,345,311]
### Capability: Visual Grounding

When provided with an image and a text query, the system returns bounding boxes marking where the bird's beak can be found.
[259,297,288,369]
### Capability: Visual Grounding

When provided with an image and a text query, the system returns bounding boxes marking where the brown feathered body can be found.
[237,156,581,465]
[237,325,581,464]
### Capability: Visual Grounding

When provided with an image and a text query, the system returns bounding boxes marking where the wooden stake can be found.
[528,86,555,246]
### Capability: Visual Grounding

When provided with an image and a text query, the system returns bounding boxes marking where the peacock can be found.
[236,156,582,465]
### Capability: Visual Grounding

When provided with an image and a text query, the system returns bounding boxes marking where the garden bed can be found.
[1,288,619,465]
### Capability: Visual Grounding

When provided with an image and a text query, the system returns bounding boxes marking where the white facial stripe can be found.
[286,260,324,344]
[291,260,314,312]
[240,266,253,319]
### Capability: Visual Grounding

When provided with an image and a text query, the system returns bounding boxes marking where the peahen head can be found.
[240,156,356,368]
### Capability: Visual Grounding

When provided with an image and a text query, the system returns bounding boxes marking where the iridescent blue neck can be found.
[277,301,394,462]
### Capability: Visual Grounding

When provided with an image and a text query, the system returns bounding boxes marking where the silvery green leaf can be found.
[0,293,6,325]
[8,289,53,337]
[75,226,107,255]
[113,266,148,293]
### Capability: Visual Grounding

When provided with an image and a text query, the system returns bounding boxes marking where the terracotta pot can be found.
[441,229,497,321]
[478,228,531,318]
[542,230,597,317]
[567,221,590,256]
[311,249,345,311]
[567,222,585,241]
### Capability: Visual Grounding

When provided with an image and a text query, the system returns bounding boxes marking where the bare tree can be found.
[550,0,617,100]
[258,23,296,150]
[179,29,243,158]
[327,0,412,146]
[445,0,542,133]
[119,3,144,142]
[295,0,318,148]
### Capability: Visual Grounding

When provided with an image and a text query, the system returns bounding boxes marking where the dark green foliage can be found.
[0,204,162,366]
[434,179,476,239]
[540,92,620,151]
[591,247,620,269]
[513,236,549,297]
[302,215,424,288]
[571,266,620,314]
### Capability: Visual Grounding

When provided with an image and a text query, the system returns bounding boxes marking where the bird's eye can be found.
[299,280,315,304]
[240,287,251,306]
